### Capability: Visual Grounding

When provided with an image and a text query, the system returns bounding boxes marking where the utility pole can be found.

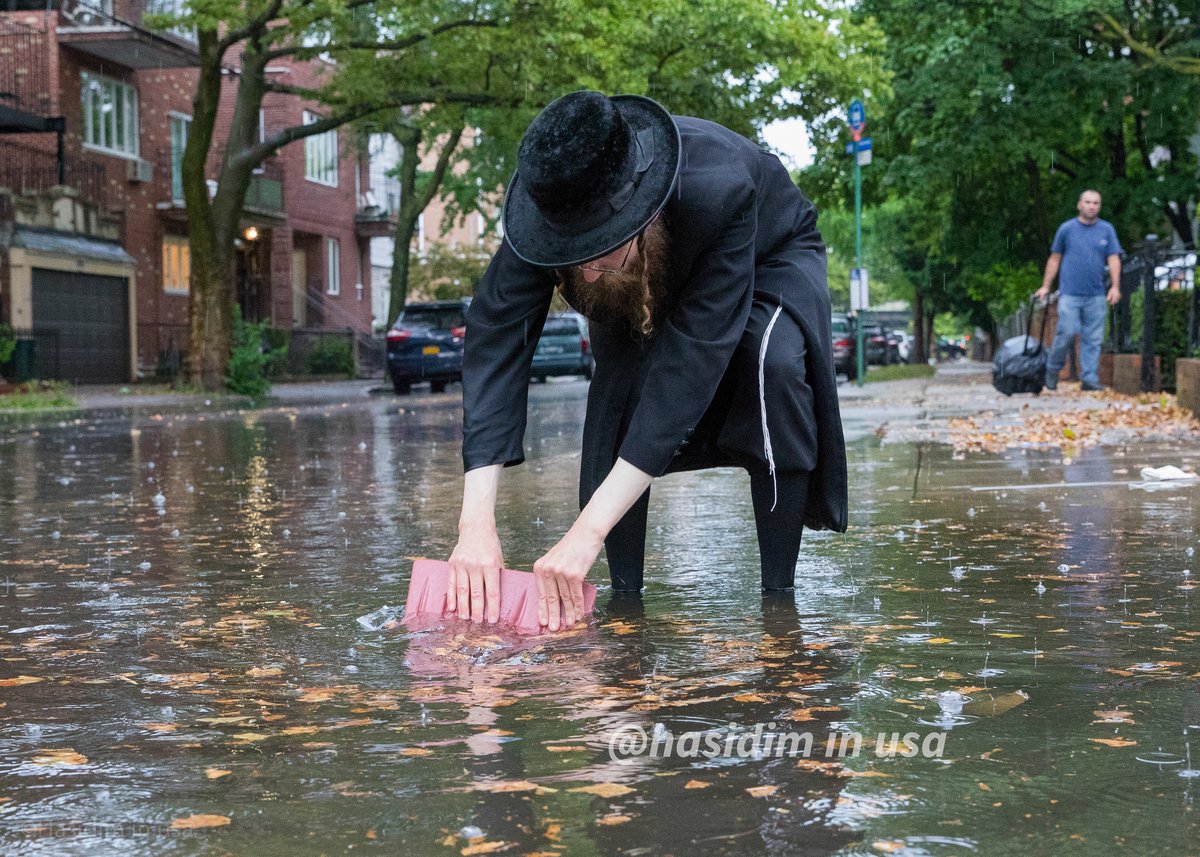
[847,99,871,387]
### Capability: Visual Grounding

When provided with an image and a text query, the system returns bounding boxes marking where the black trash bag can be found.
[992,334,1047,396]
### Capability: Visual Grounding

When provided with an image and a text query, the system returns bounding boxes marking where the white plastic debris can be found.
[356,605,403,631]
[1140,465,1197,482]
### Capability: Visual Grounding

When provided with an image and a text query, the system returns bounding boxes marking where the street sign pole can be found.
[848,99,867,387]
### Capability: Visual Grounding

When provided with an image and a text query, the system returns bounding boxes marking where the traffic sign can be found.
[844,137,873,155]
[850,267,870,311]
[848,99,865,134]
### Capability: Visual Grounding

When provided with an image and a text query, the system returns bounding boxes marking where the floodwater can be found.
[1,383,1198,856]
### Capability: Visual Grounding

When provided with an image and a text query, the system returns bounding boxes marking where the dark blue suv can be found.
[532,312,593,381]
[385,299,470,394]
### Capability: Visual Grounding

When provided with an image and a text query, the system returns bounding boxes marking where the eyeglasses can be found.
[578,239,635,274]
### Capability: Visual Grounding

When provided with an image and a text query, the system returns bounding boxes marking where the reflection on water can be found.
[1,391,1198,854]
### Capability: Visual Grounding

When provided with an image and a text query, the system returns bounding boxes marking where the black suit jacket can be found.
[461,116,847,532]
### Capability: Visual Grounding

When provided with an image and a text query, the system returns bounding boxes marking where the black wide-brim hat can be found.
[502,91,681,268]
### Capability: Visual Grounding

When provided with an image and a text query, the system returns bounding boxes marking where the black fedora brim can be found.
[502,94,681,268]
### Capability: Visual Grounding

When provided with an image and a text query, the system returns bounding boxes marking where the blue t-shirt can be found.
[1051,217,1123,296]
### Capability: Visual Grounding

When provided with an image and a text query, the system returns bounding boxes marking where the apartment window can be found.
[162,234,190,295]
[81,71,138,157]
[326,238,340,295]
[304,111,338,186]
[169,113,190,203]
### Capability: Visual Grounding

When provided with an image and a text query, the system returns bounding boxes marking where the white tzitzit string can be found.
[758,305,784,512]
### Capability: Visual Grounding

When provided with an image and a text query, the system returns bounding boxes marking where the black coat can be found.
[461,116,847,532]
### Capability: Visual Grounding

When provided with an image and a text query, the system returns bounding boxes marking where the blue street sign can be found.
[848,99,866,133]
[844,137,873,155]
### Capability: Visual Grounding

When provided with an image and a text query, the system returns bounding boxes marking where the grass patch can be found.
[0,380,77,410]
[864,364,937,383]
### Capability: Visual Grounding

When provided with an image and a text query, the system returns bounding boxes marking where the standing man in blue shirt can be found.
[1035,189,1123,391]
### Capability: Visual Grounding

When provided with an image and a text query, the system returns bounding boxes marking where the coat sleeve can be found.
[461,242,555,472]
[617,185,758,476]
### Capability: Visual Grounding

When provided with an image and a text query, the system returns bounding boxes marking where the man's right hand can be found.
[1034,285,1051,301]
[447,525,504,624]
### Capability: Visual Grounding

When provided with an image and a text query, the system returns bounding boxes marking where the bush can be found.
[0,380,75,410]
[0,323,15,366]
[1129,288,1191,391]
[306,337,356,377]
[225,307,271,401]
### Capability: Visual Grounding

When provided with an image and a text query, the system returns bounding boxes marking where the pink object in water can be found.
[402,558,597,635]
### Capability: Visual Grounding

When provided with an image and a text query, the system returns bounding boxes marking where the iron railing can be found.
[0,138,110,208]
[0,15,53,118]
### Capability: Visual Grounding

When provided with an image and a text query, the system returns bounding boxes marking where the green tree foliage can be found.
[806,0,1200,346]
[337,0,887,325]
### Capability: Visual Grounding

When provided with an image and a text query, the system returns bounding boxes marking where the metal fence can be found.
[138,321,189,380]
[0,15,53,117]
[0,138,110,208]
[995,239,1199,392]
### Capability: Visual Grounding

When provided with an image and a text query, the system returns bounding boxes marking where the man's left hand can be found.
[1107,285,1121,305]
[533,528,603,631]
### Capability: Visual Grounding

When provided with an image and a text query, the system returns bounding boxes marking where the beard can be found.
[562,217,671,338]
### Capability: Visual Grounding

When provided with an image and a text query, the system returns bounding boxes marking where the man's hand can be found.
[1034,284,1051,302]
[448,524,504,624]
[450,466,504,623]
[1107,285,1121,305]
[533,527,604,631]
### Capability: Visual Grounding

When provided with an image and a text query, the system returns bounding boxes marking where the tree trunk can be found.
[184,35,270,388]
[912,290,926,364]
[386,124,466,326]
[1024,156,1051,253]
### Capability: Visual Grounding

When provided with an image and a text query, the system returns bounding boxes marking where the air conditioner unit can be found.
[63,1,106,27]
[126,158,154,183]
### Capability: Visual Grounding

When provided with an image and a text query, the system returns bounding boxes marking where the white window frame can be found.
[168,112,190,203]
[326,237,340,296]
[81,71,139,158]
[303,111,338,187]
[162,234,190,295]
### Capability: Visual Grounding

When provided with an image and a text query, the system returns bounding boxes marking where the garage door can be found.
[32,268,130,384]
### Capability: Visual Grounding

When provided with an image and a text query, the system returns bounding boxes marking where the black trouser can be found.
[603,469,810,592]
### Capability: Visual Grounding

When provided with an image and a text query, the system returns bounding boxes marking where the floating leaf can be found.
[169,814,231,830]
[205,769,231,779]
[141,722,178,733]
[684,780,712,789]
[1090,737,1137,748]
[0,675,42,687]
[32,749,88,766]
[460,842,509,856]
[569,783,634,798]
[746,785,778,797]
[596,814,632,826]
[961,690,1030,717]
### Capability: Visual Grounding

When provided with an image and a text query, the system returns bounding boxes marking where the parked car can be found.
[532,312,593,381]
[861,324,900,365]
[935,337,967,362]
[885,329,908,364]
[831,313,858,381]
[385,299,469,394]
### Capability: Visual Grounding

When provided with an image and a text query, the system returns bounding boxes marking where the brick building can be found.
[0,0,423,383]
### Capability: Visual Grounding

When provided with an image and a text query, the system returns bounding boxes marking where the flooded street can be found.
[1,382,1198,855]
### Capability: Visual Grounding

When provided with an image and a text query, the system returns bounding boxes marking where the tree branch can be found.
[220,0,288,51]
[235,92,499,170]
[263,17,499,61]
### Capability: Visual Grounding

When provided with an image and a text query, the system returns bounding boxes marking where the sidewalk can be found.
[71,379,384,412]
[5,366,1197,454]
[840,361,1199,452]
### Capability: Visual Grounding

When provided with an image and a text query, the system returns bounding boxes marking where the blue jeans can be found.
[1046,293,1107,386]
